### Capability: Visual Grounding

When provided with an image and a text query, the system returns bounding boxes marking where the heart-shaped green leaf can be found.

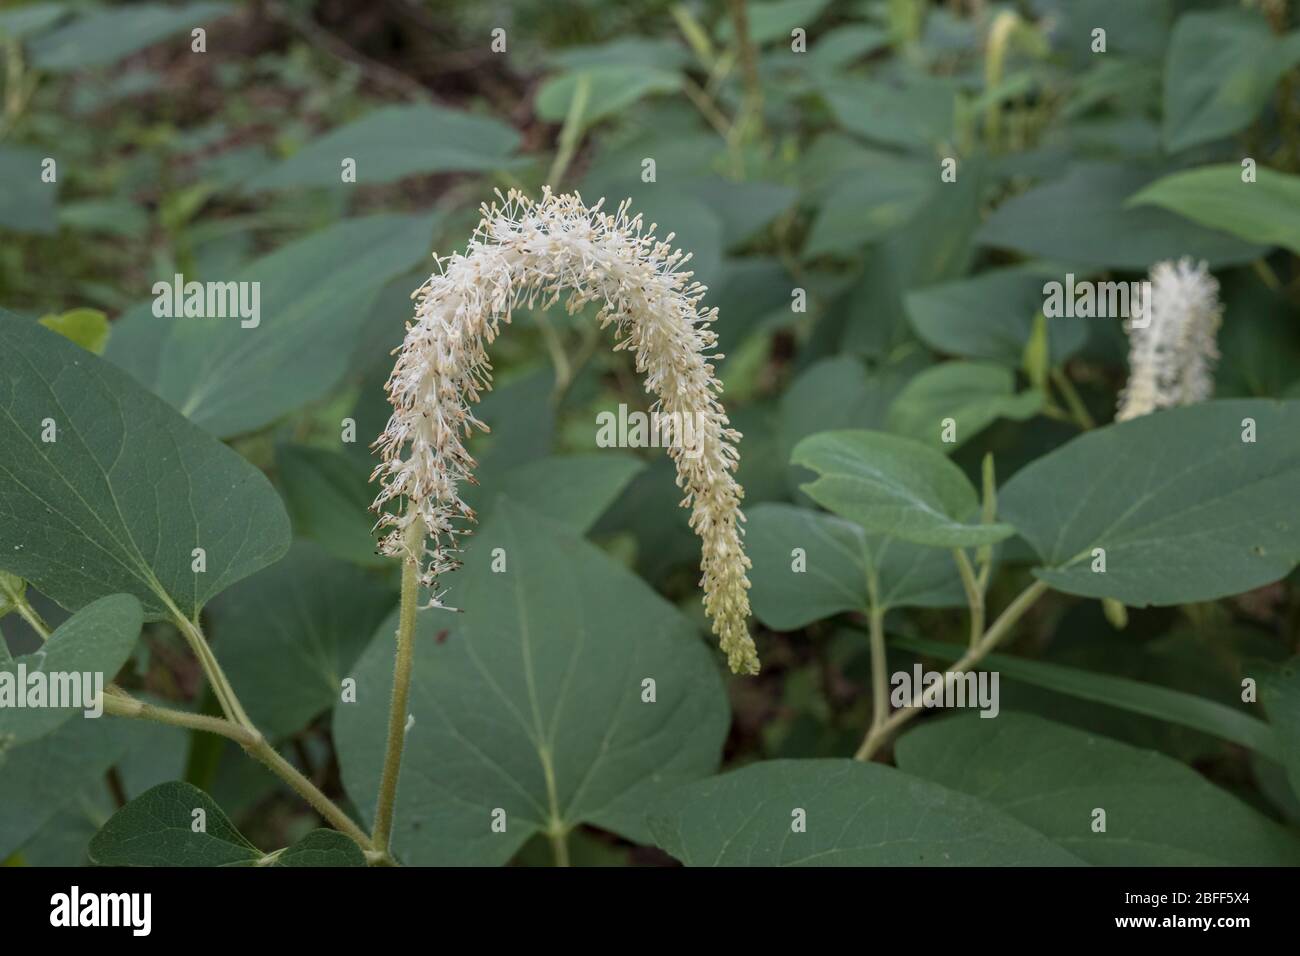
[0,593,141,748]
[333,500,729,865]
[999,400,1300,605]
[0,312,290,620]
[88,781,364,866]
[747,503,963,630]
[647,759,1082,865]
[793,430,1015,548]
[896,712,1300,865]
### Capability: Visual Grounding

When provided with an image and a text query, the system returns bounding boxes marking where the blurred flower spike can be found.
[1117,257,1223,422]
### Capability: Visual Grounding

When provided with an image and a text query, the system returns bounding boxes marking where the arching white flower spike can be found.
[371,188,759,675]
[1116,257,1222,422]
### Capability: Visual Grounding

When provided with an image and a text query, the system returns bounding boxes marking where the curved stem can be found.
[372,544,421,854]
[854,579,1049,761]
[102,690,379,855]
[246,737,374,851]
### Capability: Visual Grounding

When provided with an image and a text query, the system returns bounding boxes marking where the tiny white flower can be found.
[1116,257,1222,422]
[372,188,758,674]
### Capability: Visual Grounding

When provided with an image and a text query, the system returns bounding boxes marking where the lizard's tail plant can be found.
[1116,257,1223,422]
[367,188,758,853]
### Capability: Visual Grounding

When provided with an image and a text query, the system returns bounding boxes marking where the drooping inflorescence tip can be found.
[370,190,759,674]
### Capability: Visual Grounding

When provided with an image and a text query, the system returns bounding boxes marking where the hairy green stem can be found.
[103,690,256,742]
[372,538,421,854]
[247,737,375,852]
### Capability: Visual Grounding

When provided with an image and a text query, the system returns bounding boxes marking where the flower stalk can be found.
[371,520,423,855]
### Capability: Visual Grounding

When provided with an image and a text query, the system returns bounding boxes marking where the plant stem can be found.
[680,76,733,139]
[168,608,254,731]
[1,577,50,640]
[546,74,590,188]
[854,579,1049,761]
[727,0,763,131]
[860,604,890,759]
[102,690,379,855]
[534,310,572,398]
[983,10,1020,150]
[549,826,571,867]
[372,536,422,854]
[975,454,997,591]
[1253,258,1283,292]
[1050,367,1096,430]
[103,689,256,742]
[952,549,984,648]
[246,737,375,852]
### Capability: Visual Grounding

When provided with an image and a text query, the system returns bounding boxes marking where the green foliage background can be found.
[2,0,1300,867]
